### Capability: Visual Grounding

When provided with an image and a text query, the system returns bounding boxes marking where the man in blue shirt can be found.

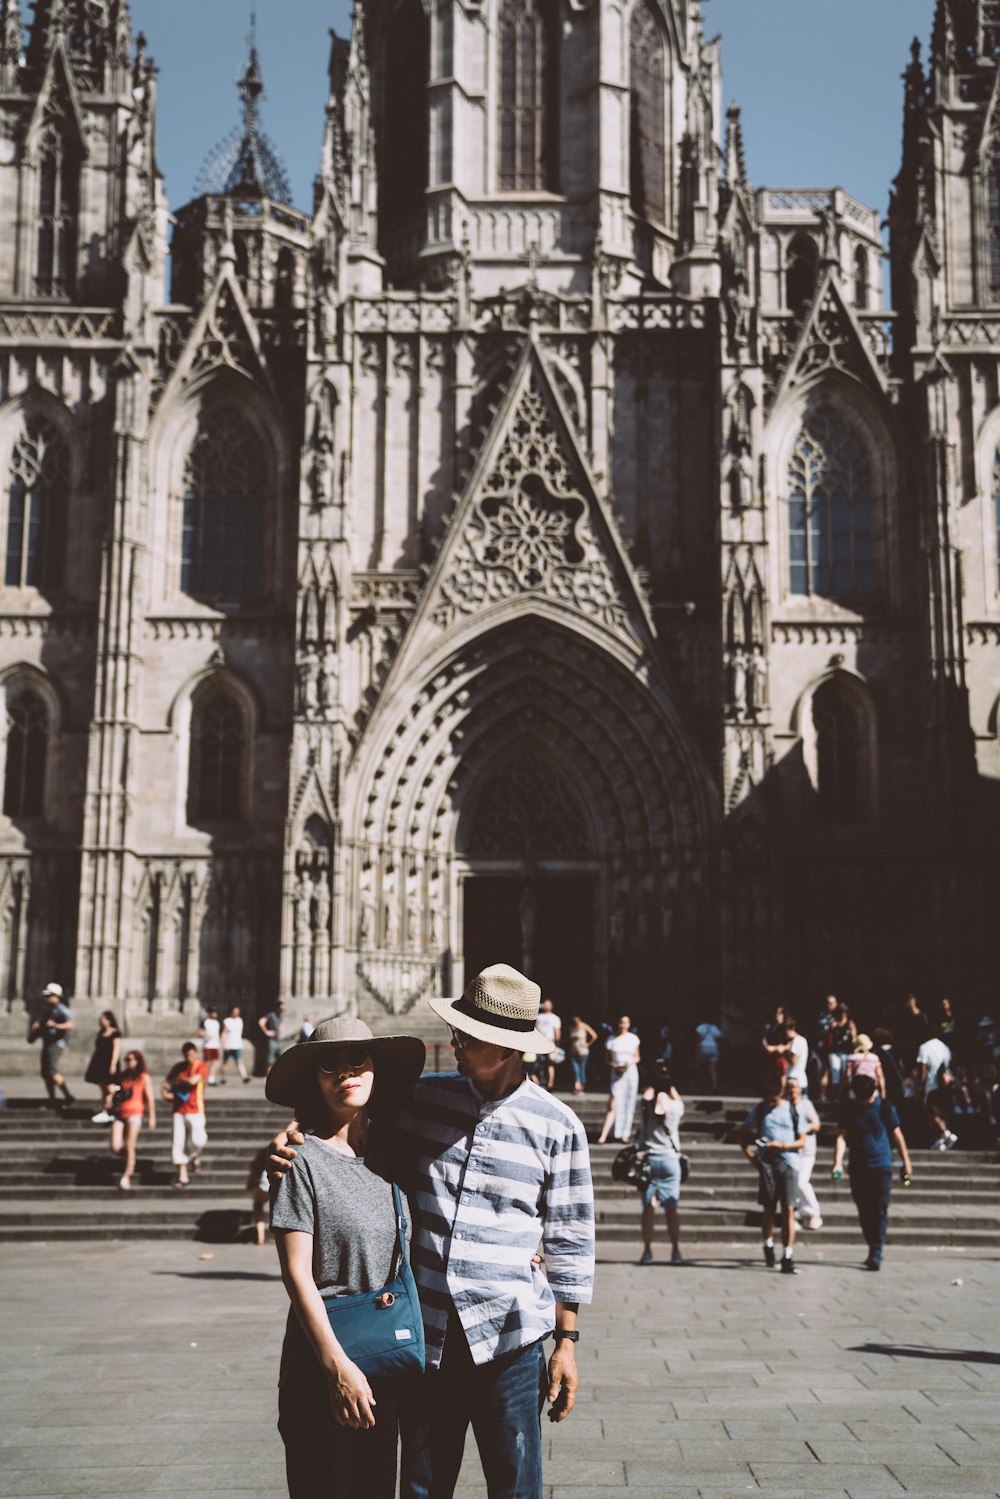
[27,982,74,1108]
[740,1085,806,1274]
[833,1074,913,1270]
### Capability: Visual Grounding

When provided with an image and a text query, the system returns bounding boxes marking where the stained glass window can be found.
[497,0,557,192]
[813,679,866,821]
[181,406,266,601]
[788,405,875,599]
[3,689,48,819]
[35,126,80,297]
[630,0,666,225]
[4,415,69,590]
[188,690,246,824]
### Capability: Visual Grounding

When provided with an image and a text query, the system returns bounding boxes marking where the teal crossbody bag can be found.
[322,1182,425,1378]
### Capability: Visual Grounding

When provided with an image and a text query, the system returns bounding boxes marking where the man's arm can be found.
[891,1125,913,1180]
[542,1119,594,1425]
[832,1131,846,1175]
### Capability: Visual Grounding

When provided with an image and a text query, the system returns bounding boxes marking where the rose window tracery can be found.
[434,384,628,635]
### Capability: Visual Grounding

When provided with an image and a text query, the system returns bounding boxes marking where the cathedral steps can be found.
[0,1089,997,1247]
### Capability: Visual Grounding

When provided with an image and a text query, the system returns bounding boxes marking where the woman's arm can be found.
[109,1036,122,1075]
[274,1229,378,1429]
[584,1023,598,1045]
[144,1075,156,1131]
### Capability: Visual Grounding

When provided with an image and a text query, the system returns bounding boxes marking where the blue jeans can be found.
[570,1055,588,1089]
[401,1316,547,1499]
[849,1167,892,1263]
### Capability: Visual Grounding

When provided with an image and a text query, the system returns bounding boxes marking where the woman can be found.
[568,1014,598,1093]
[266,1015,425,1499]
[597,1015,641,1144]
[109,1049,156,1190]
[86,1010,122,1122]
[843,1034,886,1099]
[637,1066,684,1266]
[220,1005,250,1084]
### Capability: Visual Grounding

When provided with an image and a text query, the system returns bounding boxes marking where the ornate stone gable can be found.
[426,344,651,649]
[154,261,276,408]
[769,269,889,412]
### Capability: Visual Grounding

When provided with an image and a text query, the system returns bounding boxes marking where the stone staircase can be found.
[1,1088,997,1248]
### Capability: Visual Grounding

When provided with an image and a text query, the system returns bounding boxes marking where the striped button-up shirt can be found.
[397,1074,595,1368]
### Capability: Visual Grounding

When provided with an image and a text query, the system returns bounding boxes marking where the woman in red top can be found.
[109,1049,156,1191]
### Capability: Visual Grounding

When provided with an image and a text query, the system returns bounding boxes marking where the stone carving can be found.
[433,383,629,635]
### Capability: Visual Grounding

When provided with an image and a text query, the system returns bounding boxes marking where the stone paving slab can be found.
[1,1238,999,1497]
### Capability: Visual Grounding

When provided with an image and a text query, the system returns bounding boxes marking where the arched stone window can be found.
[35,122,80,297]
[812,678,868,821]
[497,0,558,192]
[987,135,1000,300]
[274,247,295,310]
[853,246,869,309]
[787,403,875,599]
[378,0,429,257]
[4,413,70,591]
[180,406,266,602]
[630,0,667,225]
[187,686,247,824]
[786,232,819,317]
[3,688,48,819]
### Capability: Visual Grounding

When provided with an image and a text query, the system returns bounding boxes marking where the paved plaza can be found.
[2,1238,999,1499]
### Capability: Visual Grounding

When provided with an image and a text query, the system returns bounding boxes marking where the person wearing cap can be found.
[269,964,596,1499]
[265,1016,425,1499]
[27,983,75,1108]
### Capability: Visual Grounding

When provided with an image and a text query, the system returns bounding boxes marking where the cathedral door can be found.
[462,873,596,1012]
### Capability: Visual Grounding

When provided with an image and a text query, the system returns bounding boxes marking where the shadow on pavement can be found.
[850,1341,1000,1365]
[152,1269,282,1282]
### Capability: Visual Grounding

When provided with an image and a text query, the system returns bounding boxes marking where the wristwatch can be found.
[553,1329,580,1343]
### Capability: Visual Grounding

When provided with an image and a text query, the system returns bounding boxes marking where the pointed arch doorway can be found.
[456,745,600,1010]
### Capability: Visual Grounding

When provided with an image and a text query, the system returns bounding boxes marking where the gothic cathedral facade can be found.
[0,0,997,1051]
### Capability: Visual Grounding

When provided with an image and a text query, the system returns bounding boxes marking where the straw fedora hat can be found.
[427,963,553,1054]
[264,1014,425,1109]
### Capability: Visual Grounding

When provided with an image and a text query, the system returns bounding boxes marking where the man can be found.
[270,963,595,1499]
[785,1077,822,1230]
[534,996,562,1091]
[198,1006,221,1084]
[220,1005,250,1083]
[258,1000,286,1075]
[833,1073,913,1271]
[27,983,74,1108]
[740,1083,806,1273]
[916,1030,958,1150]
[694,1017,723,1092]
[161,1042,209,1188]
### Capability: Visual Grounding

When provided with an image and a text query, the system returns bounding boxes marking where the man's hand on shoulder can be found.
[267,1126,305,1188]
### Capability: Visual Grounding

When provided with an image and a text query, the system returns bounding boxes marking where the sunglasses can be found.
[318,1047,372,1075]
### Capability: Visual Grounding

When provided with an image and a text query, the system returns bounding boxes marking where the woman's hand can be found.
[325,1358,377,1429]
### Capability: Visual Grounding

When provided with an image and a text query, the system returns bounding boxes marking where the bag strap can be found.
[386,1181,410,1281]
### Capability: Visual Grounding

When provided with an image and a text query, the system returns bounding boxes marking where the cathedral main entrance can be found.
[461,873,597,1012]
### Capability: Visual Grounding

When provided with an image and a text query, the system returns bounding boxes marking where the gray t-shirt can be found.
[270,1133,400,1297]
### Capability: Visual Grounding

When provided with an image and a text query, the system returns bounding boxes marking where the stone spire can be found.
[194,13,292,204]
[724,104,749,193]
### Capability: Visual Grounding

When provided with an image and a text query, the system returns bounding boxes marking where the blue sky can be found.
[131,0,929,219]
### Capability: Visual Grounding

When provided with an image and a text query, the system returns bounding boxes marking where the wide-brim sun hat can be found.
[264,1014,425,1109]
[427,963,553,1054]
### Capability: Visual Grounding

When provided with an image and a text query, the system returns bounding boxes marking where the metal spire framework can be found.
[194,12,292,204]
